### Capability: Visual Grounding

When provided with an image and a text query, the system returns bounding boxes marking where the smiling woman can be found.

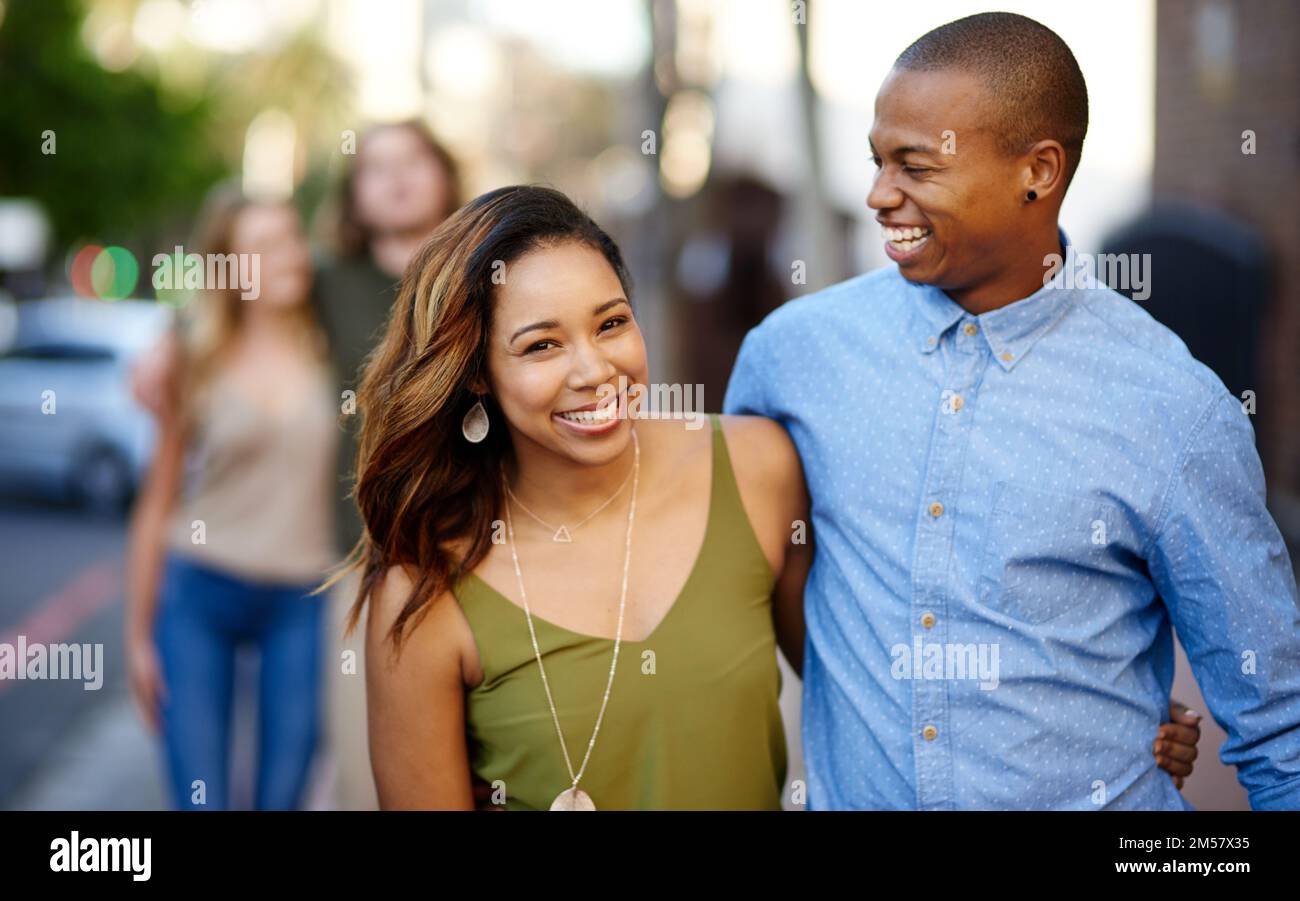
[319,184,816,810]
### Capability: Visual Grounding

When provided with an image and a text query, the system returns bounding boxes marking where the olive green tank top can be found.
[453,414,787,810]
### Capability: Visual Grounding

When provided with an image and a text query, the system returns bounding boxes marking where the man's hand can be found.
[128,329,179,420]
[1155,700,1203,789]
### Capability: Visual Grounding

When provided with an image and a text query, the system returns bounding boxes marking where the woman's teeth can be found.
[557,406,617,424]
[884,226,932,252]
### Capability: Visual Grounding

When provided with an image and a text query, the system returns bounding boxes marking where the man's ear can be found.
[1023,139,1066,202]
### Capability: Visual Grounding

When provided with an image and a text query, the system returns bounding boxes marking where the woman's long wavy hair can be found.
[320,185,633,654]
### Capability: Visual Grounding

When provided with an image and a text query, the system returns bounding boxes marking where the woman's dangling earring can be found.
[462,397,489,443]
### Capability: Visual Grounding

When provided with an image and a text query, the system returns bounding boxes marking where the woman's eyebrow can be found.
[509,299,628,343]
[593,298,629,316]
[509,319,558,343]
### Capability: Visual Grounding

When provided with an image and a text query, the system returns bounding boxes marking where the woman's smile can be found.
[552,391,625,436]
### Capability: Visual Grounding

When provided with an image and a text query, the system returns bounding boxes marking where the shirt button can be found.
[927,335,937,347]
[928,501,944,518]
[920,611,937,629]
[963,323,977,336]
[950,394,964,412]
[922,725,938,741]
[1000,350,1014,363]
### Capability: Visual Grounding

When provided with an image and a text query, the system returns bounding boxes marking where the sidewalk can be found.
[6,693,168,810]
[6,571,805,810]
[6,654,338,811]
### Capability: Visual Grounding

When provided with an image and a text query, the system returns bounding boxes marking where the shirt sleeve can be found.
[1147,390,1300,810]
[723,325,773,417]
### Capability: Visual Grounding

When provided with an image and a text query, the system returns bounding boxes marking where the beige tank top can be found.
[166,358,340,584]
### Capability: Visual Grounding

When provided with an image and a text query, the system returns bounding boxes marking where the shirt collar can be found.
[909,226,1077,371]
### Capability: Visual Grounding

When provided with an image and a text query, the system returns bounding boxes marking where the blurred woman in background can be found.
[133,121,462,556]
[124,186,338,810]
[128,120,462,810]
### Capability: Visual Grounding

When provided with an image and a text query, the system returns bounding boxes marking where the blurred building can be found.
[1103,0,1300,812]
[1152,0,1300,498]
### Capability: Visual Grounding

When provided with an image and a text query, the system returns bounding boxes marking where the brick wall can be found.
[1154,0,1300,495]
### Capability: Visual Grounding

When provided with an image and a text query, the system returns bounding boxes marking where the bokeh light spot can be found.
[68,244,103,298]
[91,246,140,300]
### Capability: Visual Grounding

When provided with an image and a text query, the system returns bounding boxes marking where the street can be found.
[0,497,332,809]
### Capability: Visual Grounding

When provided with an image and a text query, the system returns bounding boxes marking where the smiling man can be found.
[724,12,1300,809]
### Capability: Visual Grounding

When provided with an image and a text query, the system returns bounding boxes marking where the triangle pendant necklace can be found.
[504,451,636,542]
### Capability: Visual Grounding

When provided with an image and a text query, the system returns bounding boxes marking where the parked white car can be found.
[0,296,172,513]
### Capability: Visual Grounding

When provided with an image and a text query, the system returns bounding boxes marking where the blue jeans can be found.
[153,551,325,810]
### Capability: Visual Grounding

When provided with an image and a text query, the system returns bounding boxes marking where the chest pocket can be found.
[977,482,1119,626]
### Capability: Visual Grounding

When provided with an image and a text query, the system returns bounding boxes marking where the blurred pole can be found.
[790,0,840,292]
[645,0,680,384]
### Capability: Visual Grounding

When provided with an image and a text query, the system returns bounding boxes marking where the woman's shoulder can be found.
[716,414,806,558]
[367,563,426,646]
[631,414,800,489]
[717,414,801,485]
[367,561,480,685]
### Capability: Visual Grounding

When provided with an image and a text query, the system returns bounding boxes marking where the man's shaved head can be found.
[894,12,1089,189]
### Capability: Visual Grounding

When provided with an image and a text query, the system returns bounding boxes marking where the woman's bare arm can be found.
[722,414,813,676]
[365,564,476,810]
[124,332,184,616]
[124,410,186,636]
[123,336,186,730]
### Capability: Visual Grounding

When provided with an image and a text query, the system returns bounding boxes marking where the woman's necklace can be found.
[501,429,640,811]
[504,454,635,543]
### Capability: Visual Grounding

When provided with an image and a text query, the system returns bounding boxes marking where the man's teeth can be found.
[884,226,932,251]
[557,406,617,424]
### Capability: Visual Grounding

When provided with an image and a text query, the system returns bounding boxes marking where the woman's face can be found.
[353,126,450,236]
[229,203,312,309]
[486,240,647,468]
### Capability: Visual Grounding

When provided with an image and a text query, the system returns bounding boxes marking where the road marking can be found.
[0,557,121,696]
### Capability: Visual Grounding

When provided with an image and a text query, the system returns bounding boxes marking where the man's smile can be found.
[880,222,933,261]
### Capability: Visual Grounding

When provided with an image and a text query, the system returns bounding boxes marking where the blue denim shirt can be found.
[724,236,1300,809]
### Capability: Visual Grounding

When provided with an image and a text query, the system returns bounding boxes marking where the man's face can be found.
[868,66,1026,295]
[354,126,450,236]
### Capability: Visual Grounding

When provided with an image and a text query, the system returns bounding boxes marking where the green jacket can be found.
[311,252,400,558]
